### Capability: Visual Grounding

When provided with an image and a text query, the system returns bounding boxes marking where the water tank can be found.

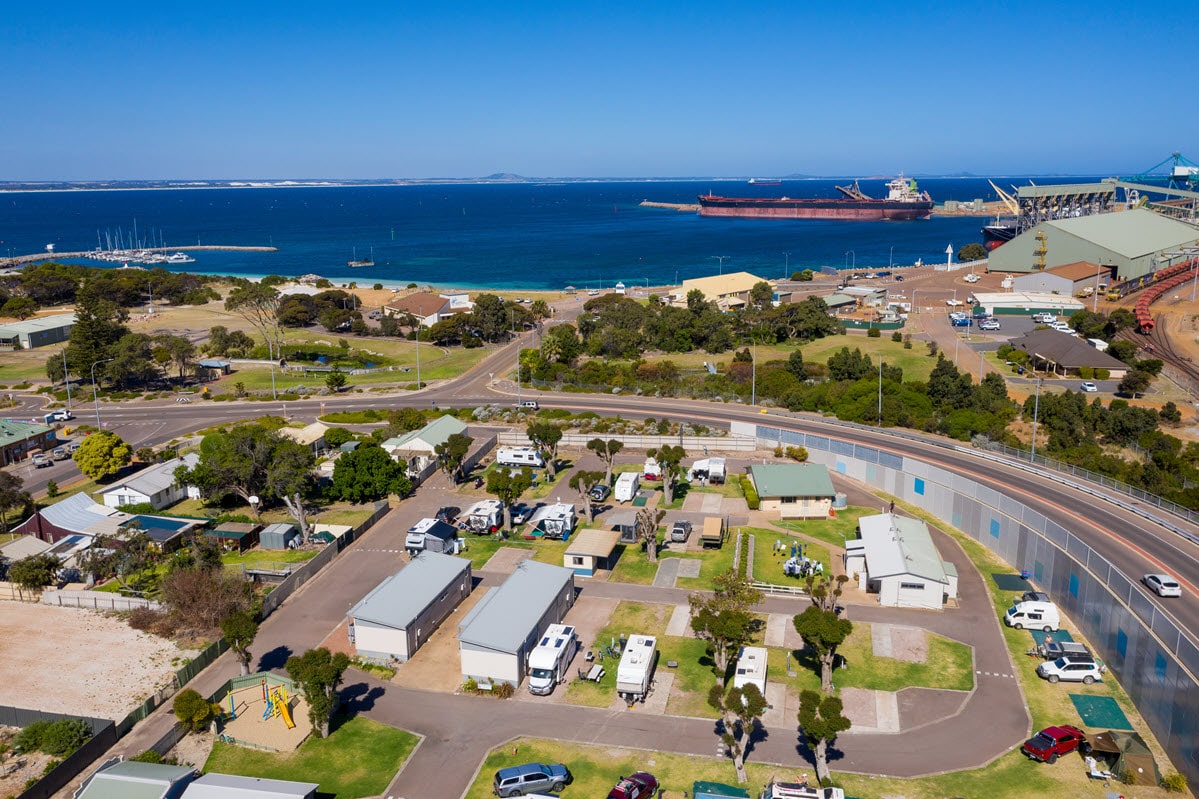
[832,492,848,509]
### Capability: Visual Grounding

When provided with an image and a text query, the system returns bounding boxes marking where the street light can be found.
[784,252,791,277]
[877,357,883,427]
[1030,377,1043,462]
[711,255,730,275]
[844,250,855,271]
[90,358,114,429]
[61,348,72,409]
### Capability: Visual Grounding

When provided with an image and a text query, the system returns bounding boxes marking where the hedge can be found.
[740,475,760,510]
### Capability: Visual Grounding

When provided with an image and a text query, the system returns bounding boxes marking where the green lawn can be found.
[564,601,672,707]
[773,505,874,550]
[222,549,320,568]
[748,530,830,585]
[453,536,535,570]
[204,715,418,798]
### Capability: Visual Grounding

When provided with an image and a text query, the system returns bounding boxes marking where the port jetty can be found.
[1,244,278,268]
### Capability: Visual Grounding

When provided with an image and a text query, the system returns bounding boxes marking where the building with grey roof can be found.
[75,759,195,799]
[0,313,76,350]
[748,463,836,519]
[1008,329,1129,378]
[458,559,575,687]
[989,208,1199,279]
[348,551,472,663]
[11,491,131,543]
[96,453,200,510]
[845,513,957,609]
[182,772,318,799]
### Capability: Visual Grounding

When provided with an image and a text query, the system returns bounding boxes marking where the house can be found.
[348,552,472,663]
[0,313,76,350]
[676,271,770,309]
[1007,329,1129,378]
[458,560,575,687]
[383,291,475,327]
[846,513,958,609]
[563,528,621,576]
[204,522,262,553]
[75,759,195,799]
[381,414,468,460]
[276,422,329,456]
[747,463,836,519]
[0,418,57,466]
[182,773,319,799]
[11,492,133,543]
[96,454,200,510]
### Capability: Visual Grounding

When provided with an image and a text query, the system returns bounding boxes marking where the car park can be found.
[1080,381,1098,392]
[588,484,611,503]
[493,762,572,797]
[1037,654,1104,684]
[606,772,659,799]
[979,320,1001,331]
[1022,725,1087,763]
[1143,573,1182,597]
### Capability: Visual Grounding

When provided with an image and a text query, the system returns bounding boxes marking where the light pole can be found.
[784,252,791,277]
[877,357,883,427]
[751,338,757,406]
[889,246,894,269]
[1030,377,1043,462]
[844,250,855,271]
[415,328,422,389]
[711,255,730,275]
[61,348,72,409]
[90,358,114,429]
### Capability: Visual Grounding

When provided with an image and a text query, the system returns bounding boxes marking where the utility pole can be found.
[877,357,883,427]
[711,255,730,275]
[62,348,72,409]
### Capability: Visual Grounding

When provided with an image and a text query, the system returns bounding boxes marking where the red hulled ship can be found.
[698,175,933,220]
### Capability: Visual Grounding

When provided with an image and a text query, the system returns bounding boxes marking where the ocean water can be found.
[0,177,1103,289]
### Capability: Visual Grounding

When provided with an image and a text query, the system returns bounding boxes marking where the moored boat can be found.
[699,175,933,220]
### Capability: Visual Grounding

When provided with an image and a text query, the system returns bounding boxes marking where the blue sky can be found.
[1,1,1193,180]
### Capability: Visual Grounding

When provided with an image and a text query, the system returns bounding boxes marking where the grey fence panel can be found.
[878,450,903,471]
[5,712,117,799]
[851,443,878,464]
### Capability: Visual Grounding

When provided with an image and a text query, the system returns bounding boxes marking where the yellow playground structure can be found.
[261,683,296,729]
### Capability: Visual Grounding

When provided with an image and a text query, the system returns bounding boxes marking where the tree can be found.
[7,553,60,596]
[0,471,31,533]
[323,427,354,448]
[160,565,255,636]
[173,688,219,733]
[793,575,852,692]
[225,282,284,359]
[176,423,313,512]
[286,647,350,738]
[586,438,623,486]
[1,296,39,319]
[330,444,411,502]
[798,689,852,784]
[325,367,348,391]
[221,610,259,676]
[635,506,665,562]
[526,421,563,478]
[73,431,132,479]
[65,279,129,378]
[153,333,197,380]
[1119,369,1152,398]
[957,242,988,262]
[434,432,473,484]
[749,281,774,311]
[486,467,533,531]
[647,444,686,505]
[690,569,763,687]
[568,469,604,524]
[107,333,159,388]
[710,681,768,783]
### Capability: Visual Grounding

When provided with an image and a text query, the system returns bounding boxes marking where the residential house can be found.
[97,454,200,510]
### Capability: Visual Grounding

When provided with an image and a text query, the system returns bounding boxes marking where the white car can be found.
[964,273,980,283]
[1037,655,1104,685]
[1031,313,1057,324]
[1143,573,1182,597]
[945,299,963,307]
[979,320,1001,331]
[1080,381,1098,392]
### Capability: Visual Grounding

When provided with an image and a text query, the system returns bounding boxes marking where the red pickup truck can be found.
[1021,725,1087,763]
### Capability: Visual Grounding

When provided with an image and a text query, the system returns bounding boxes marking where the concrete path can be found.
[652,558,680,588]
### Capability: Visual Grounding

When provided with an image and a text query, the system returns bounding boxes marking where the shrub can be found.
[740,476,760,510]
[46,479,58,498]
[173,689,218,733]
[15,720,50,752]
[40,719,91,756]
[1078,366,1094,379]
[462,677,478,694]
[890,331,902,342]
[494,681,515,699]
[131,749,167,764]
[1161,772,1188,793]
[785,446,808,462]
[927,341,939,357]
[866,327,881,338]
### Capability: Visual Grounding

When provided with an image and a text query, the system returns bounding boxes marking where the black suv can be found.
[589,484,611,502]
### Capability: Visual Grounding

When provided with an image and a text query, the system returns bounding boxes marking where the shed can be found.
[183,772,319,798]
[564,528,621,576]
[1087,730,1161,786]
[196,359,233,375]
[748,463,836,519]
[348,552,472,663]
[853,513,956,609]
[1013,261,1112,296]
[0,313,76,350]
[76,760,195,799]
[260,523,300,550]
[823,292,857,311]
[608,510,639,544]
[458,560,575,687]
[204,522,262,553]
[968,291,1085,317]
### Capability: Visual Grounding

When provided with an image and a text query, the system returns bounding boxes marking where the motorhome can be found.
[526,624,578,695]
[496,446,545,468]
[688,457,726,485]
[614,472,640,503]
[759,779,845,799]
[405,518,459,556]
[462,499,503,534]
[733,646,767,695]
[616,634,657,704]
[1004,600,1061,631]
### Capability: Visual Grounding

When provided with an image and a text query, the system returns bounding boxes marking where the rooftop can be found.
[458,560,573,653]
[1008,329,1130,369]
[564,528,620,557]
[349,551,471,630]
[748,463,835,498]
[277,421,329,447]
[183,772,319,799]
[1040,261,1112,281]
[0,418,52,441]
[41,492,132,535]
[77,760,195,799]
[1045,208,1199,258]
[858,513,948,584]
[0,313,77,336]
[384,291,451,316]
[96,453,198,499]
[383,414,468,452]
[680,271,768,298]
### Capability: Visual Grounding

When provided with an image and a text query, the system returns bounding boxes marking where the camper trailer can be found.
[533,503,576,540]
[405,518,459,556]
[700,517,726,548]
[462,499,503,534]
[642,457,660,481]
[616,634,657,704]
[733,646,767,695]
[526,624,578,696]
[496,446,545,468]
[614,472,640,503]
[688,457,726,485]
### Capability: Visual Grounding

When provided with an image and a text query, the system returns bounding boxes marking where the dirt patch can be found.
[0,728,54,799]
[872,623,929,663]
[0,601,195,720]
[169,729,215,769]
[393,590,488,693]
[479,546,534,574]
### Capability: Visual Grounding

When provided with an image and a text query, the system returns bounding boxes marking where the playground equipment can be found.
[259,682,296,729]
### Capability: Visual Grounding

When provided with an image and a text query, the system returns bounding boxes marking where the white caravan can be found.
[614,472,640,503]
[496,446,545,468]
[526,624,578,696]
[616,634,657,704]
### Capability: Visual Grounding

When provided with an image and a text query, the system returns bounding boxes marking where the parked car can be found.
[1022,724,1087,763]
[51,447,69,460]
[1037,655,1104,684]
[950,316,972,327]
[670,519,692,542]
[1080,381,1098,393]
[964,273,980,283]
[32,453,52,468]
[493,762,572,797]
[607,772,659,799]
[1143,573,1182,597]
[979,320,1001,331]
[435,506,460,524]
[510,504,532,525]
[894,274,905,282]
[1031,312,1058,323]
[589,484,611,502]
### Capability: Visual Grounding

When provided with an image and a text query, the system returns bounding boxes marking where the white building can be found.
[96,454,200,511]
[845,513,958,610]
[458,560,575,687]
[348,552,472,663]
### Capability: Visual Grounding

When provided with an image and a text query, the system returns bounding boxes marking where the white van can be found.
[496,446,545,468]
[526,624,578,696]
[1004,600,1061,631]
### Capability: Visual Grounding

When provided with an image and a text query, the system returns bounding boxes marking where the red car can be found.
[607,772,659,799]
[1021,725,1087,763]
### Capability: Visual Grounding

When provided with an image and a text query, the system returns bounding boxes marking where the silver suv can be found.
[1037,655,1104,684]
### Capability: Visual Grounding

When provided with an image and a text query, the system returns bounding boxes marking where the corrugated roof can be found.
[183,772,319,799]
[0,418,52,439]
[1042,261,1111,281]
[78,761,195,799]
[96,453,197,499]
[277,422,329,446]
[970,291,1085,310]
[824,293,857,307]
[386,414,467,452]
[748,463,835,499]
[1046,208,1199,258]
[0,313,76,336]
[565,528,620,557]
[0,534,51,559]
[681,271,768,298]
[858,513,948,584]
[1009,330,1128,369]
[349,552,470,630]
[384,291,450,317]
[42,493,131,534]
[458,560,573,653]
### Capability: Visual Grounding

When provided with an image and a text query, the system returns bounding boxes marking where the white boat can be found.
[165,252,195,264]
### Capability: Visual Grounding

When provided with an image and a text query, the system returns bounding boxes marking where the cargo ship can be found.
[698,175,933,220]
